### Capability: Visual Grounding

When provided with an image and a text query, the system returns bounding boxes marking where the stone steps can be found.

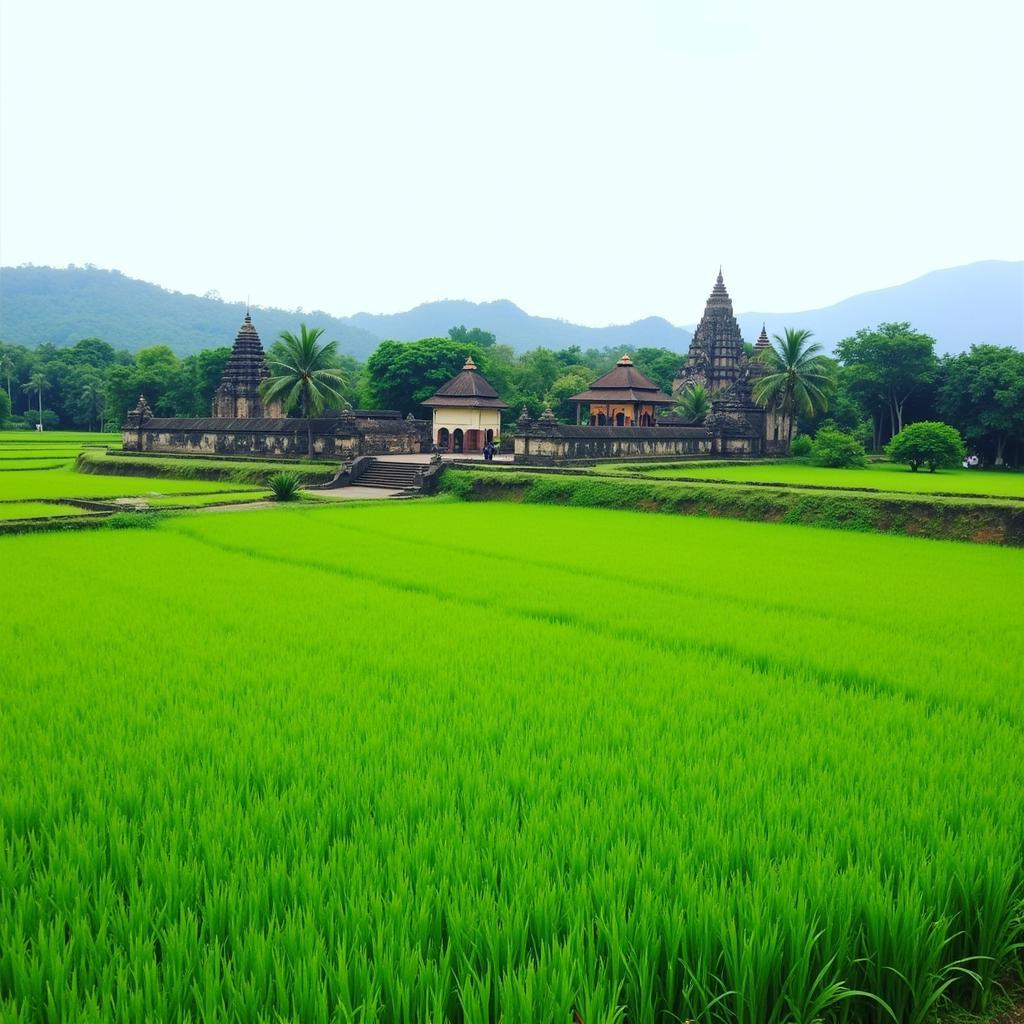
[356,460,422,490]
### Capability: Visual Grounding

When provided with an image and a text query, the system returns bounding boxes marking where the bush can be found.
[790,434,813,457]
[810,427,867,468]
[885,421,966,472]
[269,471,301,501]
[22,408,60,430]
[106,511,161,529]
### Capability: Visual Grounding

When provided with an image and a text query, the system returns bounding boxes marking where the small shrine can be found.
[568,354,674,426]
[421,356,508,453]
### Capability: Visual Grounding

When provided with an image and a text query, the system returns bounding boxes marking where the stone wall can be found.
[514,423,714,464]
[122,413,430,459]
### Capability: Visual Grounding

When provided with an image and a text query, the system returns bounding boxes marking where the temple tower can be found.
[211,313,283,418]
[673,270,746,394]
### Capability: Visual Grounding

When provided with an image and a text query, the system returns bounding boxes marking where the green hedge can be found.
[440,469,1024,546]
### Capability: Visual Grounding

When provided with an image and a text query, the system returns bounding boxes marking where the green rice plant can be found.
[0,502,1022,1022]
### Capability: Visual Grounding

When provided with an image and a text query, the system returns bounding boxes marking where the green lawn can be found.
[611,459,1024,497]
[2,501,1021,1023]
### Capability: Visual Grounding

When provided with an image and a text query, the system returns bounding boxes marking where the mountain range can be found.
[0,261,1020,359]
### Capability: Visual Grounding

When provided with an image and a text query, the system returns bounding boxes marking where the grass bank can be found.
[442,468,1024,545]
[77,449,337,486]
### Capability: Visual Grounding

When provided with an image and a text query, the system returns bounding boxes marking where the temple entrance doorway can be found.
[452,428,464,453]
[486,428,494,445]
[437,427,450,450]
[615,412,625,426]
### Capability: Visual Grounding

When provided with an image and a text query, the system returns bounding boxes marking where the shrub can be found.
[106,511,161,529]
[269,471,301,501]
[885,421,966,472]
[790,434,813,457]
[810,427,867,468]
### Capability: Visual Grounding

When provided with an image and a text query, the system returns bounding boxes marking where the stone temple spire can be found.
[754,323,770,352]
[211,313,283,418]
[673,269,747,393]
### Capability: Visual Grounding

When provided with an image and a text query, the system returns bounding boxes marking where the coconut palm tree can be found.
[22,371,49,430]
[0,352,14,402]
[673,382,712,424]
[259,325,348,458]
[753,328,833,451]
[80,378,106,431]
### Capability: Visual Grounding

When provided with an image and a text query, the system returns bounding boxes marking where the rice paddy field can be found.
[605,460,1024,499]
[2,500,1022,1023]
[0,433,263,509]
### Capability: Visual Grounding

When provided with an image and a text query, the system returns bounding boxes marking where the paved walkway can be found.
[372,453,514,464]
[315,485,405,501]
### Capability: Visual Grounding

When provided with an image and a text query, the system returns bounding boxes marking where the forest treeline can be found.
[1,322,1021,465]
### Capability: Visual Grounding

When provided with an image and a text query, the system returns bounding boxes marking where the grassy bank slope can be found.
[442,468,1024,545]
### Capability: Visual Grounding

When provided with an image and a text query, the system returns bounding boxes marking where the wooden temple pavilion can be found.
[568,354,674,426]
[421,356,509,453]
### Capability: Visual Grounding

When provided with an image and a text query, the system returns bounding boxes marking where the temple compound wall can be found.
[122,406,430,460]
[513,416,719,465]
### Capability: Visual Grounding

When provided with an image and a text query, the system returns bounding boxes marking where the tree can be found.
[79,377,106,431]
[259,325,348,458]
[0,352,14,402]
[673,382,711,424]
[752,328,833,451]
[835,323,936,443]
[936,345,1024,466]
[0,388,11,423]
[885,421,965,472]
[547,367,595,422]
[631,347,684,395]
[363,338,488,415]
[21,372,49,430]
[448,325,496,348]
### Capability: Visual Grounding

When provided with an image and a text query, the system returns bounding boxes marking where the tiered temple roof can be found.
[421,357,509,409]
[211,313,280,418]
[673,270,746,393]
[569,354,674,406]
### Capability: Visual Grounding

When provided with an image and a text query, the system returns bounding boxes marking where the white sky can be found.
[1,0,1022,326]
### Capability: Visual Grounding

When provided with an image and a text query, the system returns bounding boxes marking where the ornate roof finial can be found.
[539,403,558,426]
[462,356,478,371]
[616,353,634,366]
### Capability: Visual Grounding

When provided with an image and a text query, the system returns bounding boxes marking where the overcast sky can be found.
[1,0,1021,326]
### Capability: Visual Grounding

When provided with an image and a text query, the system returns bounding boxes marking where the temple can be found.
[569,354,674,426]
[673,271,790,450]
[515,270,790,462]
[211,313,282,418]
[422,356,508,452]
[123,313,431,458]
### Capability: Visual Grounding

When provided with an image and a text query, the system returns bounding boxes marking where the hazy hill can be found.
[346,299,693,351]
[732,261,1023,356]
[1,260,1020,359]
[0,265,381,358]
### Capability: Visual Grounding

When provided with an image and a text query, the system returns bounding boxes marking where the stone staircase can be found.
[355,459,423,491]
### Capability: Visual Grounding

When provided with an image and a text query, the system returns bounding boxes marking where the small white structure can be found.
[421,357,508,453]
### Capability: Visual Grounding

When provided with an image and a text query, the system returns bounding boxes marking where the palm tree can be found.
[259,325,348,458]
[80,378,106,431]
[673,382,712,424]
[22,372,49,430]
[0,353,14,402]
[753,328,833,451]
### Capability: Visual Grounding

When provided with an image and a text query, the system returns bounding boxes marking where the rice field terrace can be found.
[602,459,1024,500]
[2,500,1022,1023]
[0,432,265,512]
